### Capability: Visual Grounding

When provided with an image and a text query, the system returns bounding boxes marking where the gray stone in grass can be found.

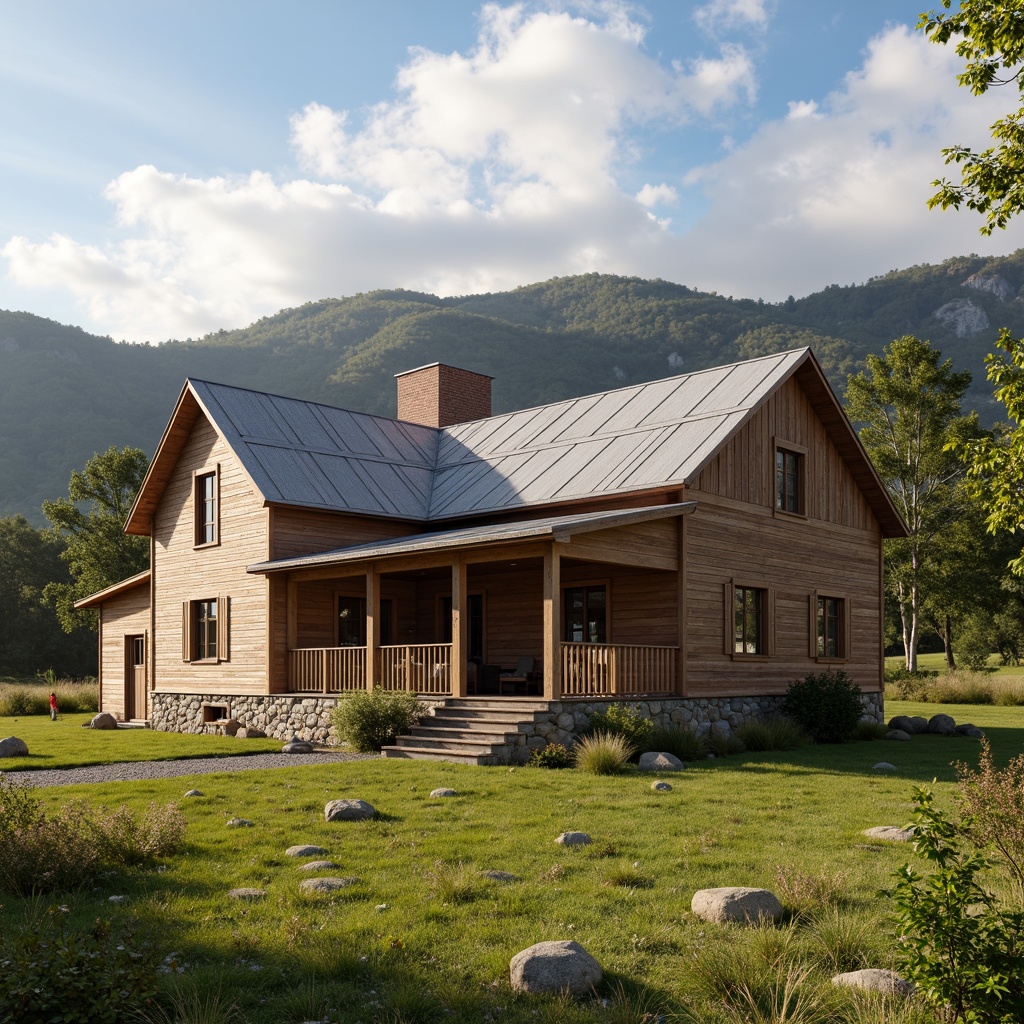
[862,826,913,842]
[908,716,929,734]
[832,969,913,997]
[299,876,359,894]
[509,940,602,995]
[226,817,254,828]
[324,799,376,822]
[927,713,957,736]
[555,831,591,847]
[108,895,127,904]
[885,729,911,741]
[957,723,985,738]
[691,887,784,925]
[299,860,340,872]
[282,735,314,754]
[430,788,458,797]
[228,888,267,901]
[0,737,28,757]
[286,844,328,857]
[638,751,684,772]
[90,713,117,730]
[183,789,203,797]
[651,780,673,792]
[887,715,915,733]
[871,763,898,773]
[482,870,520,883]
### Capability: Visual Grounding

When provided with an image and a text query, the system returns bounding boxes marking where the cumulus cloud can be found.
[694,0,772,33]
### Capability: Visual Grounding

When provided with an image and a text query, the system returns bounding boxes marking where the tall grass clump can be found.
[330,689,425,752]
[886,670,1024,706]
[735,715,808,752]
[642,725,707,761]
[572,730,634,775]
[0,677,98,716]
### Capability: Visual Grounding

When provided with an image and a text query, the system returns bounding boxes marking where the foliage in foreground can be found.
[783,670,864,743]
[330,688,425,752]
[891,787,1024,1024]
[0,777,185,895]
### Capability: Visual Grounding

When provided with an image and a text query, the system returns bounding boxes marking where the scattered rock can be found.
[430,788,458,797]
[927,713,956,737]
[862,826,913,842]
[228,888,267,901]
[183,789,203,798]
[651,780,673,792]
[832,968,914,996]
[90,713,118,730]
[956,723,985,739]
[509,940,603,995]
[375,903,389,911]
[482,870,520,883]
[324,799,376,822]
[299,860,341,872]
[221,718,241,737]
[286,844,329,857]
[691,887,784,925]
[299,877,359,894]
[108,895,127,904]
[282,738,314,754]
[638,751,684,772]
[885,730,911,741]
[0,737,29,758]
[871,763,897,774]
[237,727,266,739]
[907,716,929,734]
[887,716,914,733]
[226,817,255,828]
[555,831,591,847]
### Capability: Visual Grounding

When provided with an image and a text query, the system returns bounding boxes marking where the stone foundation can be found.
[150,693,342,743]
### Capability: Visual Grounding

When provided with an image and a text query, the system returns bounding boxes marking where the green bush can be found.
[0,687,48,716]
[735,715,807,751]
[585,702,653,757]
[852,719,888,741]
[642,725,707,761]
[572,730,634,775]
[529,742,573,768]
[0,906,157,1024]
[782,670,863,744]
[330,688,425,752]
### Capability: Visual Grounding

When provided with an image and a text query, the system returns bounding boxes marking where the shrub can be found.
[0,687,48,717]
[529,742,573,768]
[642,725,707,761]
[774,865,848,920]
[735,715,807,752]
[89,802,187,866]
[573,730,634,775]
[0,905,157,1024]
[330,689,425,752]
[707,732,746,757]
[852,719,888,741]
[957,614,995,673]
[782,670,862,744]
[585,702,653,751]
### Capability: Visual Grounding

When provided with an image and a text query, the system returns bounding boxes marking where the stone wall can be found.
[150,693,341,743]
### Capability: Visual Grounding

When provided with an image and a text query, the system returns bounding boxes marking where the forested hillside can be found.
[5,250,1024,523]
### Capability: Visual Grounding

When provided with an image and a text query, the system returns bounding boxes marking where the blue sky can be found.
[3,0,1023,342]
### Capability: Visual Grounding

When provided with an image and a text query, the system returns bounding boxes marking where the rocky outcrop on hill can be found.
[963,271,1014,302]
[933,298,990,337]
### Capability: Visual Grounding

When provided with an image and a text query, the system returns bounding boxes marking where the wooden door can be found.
[126,636,146,719]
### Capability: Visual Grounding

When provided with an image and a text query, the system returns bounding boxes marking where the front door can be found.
[126,635,146,719]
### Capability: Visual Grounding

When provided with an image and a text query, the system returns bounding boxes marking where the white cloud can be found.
[694,0,772,33]
[636,183,678,207]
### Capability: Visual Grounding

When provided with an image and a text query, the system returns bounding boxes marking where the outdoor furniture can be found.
[499,656,539,696]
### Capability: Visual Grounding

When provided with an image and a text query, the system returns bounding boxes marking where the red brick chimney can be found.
[395,363,493,428]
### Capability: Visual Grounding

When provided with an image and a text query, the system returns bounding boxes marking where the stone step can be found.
[117,720,150,729]
[408,724,520,743]
[428,708,544,726]
[381,744,501,765]
[392,733,499,754]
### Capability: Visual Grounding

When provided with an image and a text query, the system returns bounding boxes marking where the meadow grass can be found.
[4,709,1020,1024]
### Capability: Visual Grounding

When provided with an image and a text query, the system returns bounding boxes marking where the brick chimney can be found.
[395,363,493,428]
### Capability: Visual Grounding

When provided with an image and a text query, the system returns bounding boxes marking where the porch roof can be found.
[247,502,696,574]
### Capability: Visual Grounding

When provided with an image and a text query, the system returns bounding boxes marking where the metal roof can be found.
[248,502,696,574]
[188,349,809,523]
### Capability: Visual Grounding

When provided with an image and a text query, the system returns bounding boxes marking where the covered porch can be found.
[250,503,695,702]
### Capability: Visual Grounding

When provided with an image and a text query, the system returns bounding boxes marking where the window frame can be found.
[193,466,220,548]
[810,591,850,662]
[337,594,394,647]
[562,580,610,645]
[182,596,229,663]
[724,580,774,660]
[773,439,807,520]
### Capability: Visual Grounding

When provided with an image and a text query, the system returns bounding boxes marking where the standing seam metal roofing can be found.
[188,349,811,523]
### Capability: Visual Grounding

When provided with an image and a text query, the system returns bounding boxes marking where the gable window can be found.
[338,596,392,647]
[814,594,848,660]
[564,585,607,644]
[775,447,802,514]
[182,596,229,663]
[725,581,774,658]
[195,469,219,546]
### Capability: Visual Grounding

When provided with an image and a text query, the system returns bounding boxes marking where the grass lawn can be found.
[5,707,1023,1024]
[885,651,1024,677]
[0,712,284,769]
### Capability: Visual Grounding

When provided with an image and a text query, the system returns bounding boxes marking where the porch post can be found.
[451,555,468,698]
[543,543,562,700]
[366,566,380,692]
[677,511,687,696]
[286,578,298,693]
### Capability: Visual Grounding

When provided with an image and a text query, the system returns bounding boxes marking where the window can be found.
[338,596,392,646]
[775,447,802,514]
[441,594,484,661]
[195,469,219,546]
[182,597,229,662]
[814,594,848,660]
[564,585,607,644]
[725,581,773,658]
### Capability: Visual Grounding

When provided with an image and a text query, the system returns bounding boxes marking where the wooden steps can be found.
[382,699,551,765]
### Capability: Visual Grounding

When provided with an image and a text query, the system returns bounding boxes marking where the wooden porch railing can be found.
[379,644,452,695]
[561,643,677,697]
[288,647,367,693]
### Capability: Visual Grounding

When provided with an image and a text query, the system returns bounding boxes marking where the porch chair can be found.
[499,656,538,696]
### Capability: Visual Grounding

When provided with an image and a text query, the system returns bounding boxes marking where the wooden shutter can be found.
[182,601,192,662]
[217,595,230,663]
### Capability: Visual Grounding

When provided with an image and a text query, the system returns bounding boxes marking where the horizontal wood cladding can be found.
[561,517,678,570]
[694,377,877,532]
[98,587,150,720]
[153,415,270,695]
[271,507,421,561]
[684,490,883,694]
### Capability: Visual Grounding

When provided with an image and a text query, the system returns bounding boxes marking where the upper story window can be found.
[774,443,805,515]
[195,469,219,547]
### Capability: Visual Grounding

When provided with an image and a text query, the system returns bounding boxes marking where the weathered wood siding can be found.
[152,415,270,694]
[97,584,149,720]
[271,508,420,560]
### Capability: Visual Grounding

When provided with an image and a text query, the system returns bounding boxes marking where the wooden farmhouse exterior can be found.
[77,349,906,760]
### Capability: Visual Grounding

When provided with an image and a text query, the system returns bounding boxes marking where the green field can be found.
[3,703,1020,1024]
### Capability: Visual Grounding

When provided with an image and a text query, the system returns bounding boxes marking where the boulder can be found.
[509,940,602,995]
[183,789,203,797]
[299,876,359,894]
[862,826,913,842]
[871,763,897,774]
[908,716,929,734]
[555,831,591,847]
[221,718,241,737]
[956,723,985,739]
[887,716,915,733]
[324,799,376,822]
[832,969,913,997]
[90,713,118,730]
[238,727,266,739]
[282,738,314,754]
[691,887,783,925]
[299,860,341,871]
[430,788,458,798]
[885,729,911,741]
[286,844,329,857]
[638,751,684,772]
[927,713,957,736]
[651,780,673,792]
[0,736,29,758]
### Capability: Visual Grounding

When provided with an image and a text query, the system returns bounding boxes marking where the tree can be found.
[42,446,149,633]
[920,0,1024,233]
[845,336,977,671]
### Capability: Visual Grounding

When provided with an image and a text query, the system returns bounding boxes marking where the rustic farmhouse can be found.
[77,349,906,762]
